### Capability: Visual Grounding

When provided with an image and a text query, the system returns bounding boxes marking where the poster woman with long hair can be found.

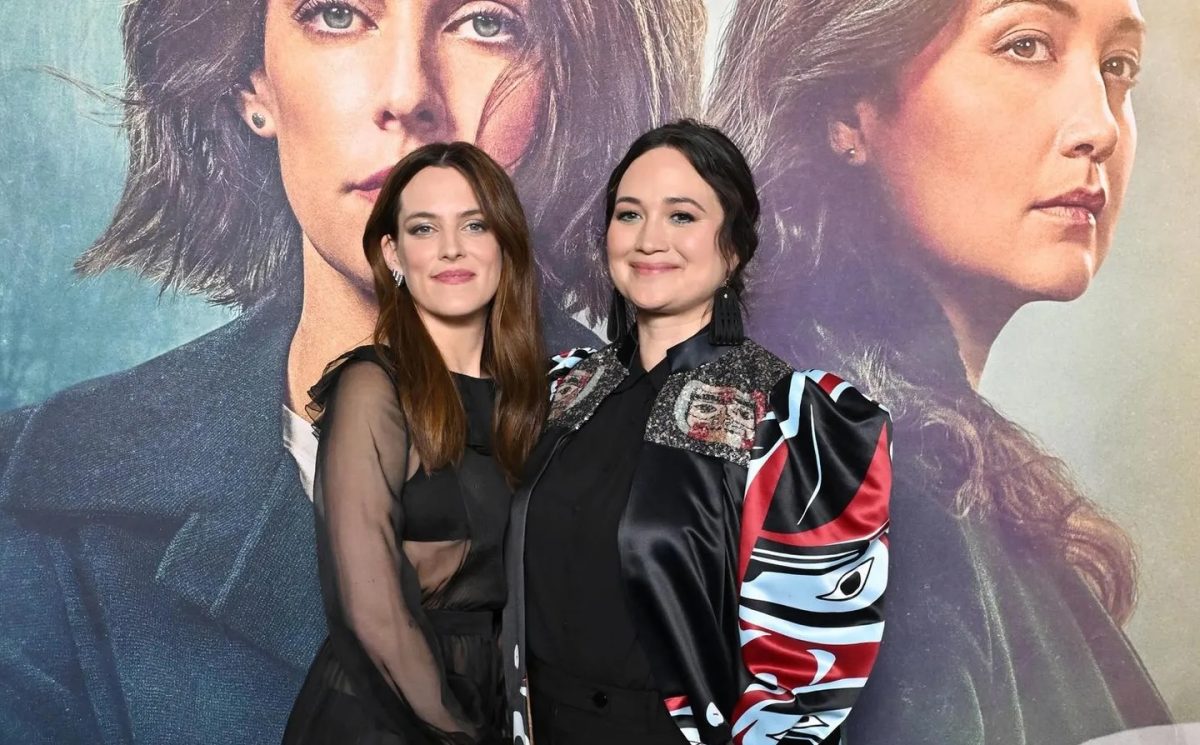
[709,0,1173,741]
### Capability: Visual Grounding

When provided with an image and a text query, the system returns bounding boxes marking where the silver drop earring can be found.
[251,112,266,129]
[391,269,405,287]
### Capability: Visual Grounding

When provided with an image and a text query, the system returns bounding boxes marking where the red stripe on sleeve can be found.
[757,425,891,548]
[740,441,790,583]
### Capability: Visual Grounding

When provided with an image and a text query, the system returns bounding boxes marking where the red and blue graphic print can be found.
[731,370,892,745]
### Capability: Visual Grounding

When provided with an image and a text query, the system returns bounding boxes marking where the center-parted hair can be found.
[362,142,547,486]
[598,119,760,317]
[74,0,705,315]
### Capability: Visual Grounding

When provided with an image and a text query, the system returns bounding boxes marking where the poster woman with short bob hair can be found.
[0,0,705,742]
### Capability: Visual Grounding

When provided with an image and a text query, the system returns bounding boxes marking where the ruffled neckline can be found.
[308,347,496,456]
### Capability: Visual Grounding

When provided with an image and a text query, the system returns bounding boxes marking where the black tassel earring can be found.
[709,283,744,345]
[607,287,630,343]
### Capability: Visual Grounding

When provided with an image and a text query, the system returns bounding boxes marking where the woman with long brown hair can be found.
[0,2,702,739]
[283,142,546,744]
[709,0,1171,741]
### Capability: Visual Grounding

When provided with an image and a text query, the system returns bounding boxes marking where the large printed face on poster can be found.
[59,0,702,346]
[709,0,1188,740]
[236,0,543,294]
[0,2,705,741]
[1,0,1197,742]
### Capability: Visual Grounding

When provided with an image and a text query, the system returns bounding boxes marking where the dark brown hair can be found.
[710,0,1138,623]
[74,0,705,316]
[363,143,547,486]
[602,119,759,300]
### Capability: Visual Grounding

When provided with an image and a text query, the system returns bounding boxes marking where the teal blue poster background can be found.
[0,4,234,411]
[1,0,1197,739]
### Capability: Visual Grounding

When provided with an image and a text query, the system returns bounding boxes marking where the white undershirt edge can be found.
[282,405,319,502]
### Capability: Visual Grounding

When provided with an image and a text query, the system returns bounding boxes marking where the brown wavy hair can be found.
[709,0,1138,623]
[362,143,547,486]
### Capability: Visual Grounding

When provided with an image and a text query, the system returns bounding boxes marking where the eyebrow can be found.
[982,0,1146,35]
[615,195,708,214]
[403,208,483,221]
[1114,15,1147,36]
[983,0,1078,19]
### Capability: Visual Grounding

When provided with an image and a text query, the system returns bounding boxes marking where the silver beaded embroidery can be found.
[647,340,792,466]
[547,345,627,431]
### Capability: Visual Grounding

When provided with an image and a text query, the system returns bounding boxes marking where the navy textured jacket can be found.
[0,286,326,744]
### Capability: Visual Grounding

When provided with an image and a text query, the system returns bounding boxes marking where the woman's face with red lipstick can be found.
[382,166,503,325]
[239,0,542,291]
[851,0,1144,305]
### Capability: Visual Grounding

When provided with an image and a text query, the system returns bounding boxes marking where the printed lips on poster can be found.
[1,0,1196,742]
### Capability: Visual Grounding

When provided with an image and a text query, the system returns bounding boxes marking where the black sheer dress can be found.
[283,346,510,744]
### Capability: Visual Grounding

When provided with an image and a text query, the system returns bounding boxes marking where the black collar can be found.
[615,347,670,393]
[615,322,739,379]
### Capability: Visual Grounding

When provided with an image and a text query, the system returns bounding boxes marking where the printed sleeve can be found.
[546,347,595,388]
[308,360,478,743]
[731,370,892,745]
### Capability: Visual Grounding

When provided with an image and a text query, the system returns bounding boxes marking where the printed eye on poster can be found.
[0,0,1196,742]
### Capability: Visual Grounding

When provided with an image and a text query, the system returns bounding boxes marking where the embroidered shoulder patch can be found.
[647,341,791,466]
[546,346,626,431]
[549,368,599,420]
[673,380,766,451]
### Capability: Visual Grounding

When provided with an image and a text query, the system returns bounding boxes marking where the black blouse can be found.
[284,346,509,745]
[524,351,668,688]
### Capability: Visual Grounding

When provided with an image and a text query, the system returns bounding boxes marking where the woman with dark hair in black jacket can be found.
[503,120,893,745]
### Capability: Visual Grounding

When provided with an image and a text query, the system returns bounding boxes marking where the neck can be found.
[288,236,378,418]
[418,308,488,378]
[923,272,1023,389]
[635,303,711,370]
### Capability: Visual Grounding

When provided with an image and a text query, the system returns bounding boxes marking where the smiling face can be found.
[383,166,503,326]
[606,146,731,330]
[239,0,544,292]
[853,0,1144,307]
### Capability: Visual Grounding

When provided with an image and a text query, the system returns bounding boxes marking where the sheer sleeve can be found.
[732,370,892,745]
[310,358,479,743]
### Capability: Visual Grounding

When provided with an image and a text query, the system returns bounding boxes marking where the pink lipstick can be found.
[630,261,679,275]
[432,269,476,284]
[348,167,393,203]
[1032,188,1107,227]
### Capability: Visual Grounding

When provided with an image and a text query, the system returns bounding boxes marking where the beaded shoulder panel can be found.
[546,345,627,432]
[647,340,791,467]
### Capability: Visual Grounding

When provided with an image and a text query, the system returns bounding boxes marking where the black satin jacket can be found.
[502,332,894,745]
